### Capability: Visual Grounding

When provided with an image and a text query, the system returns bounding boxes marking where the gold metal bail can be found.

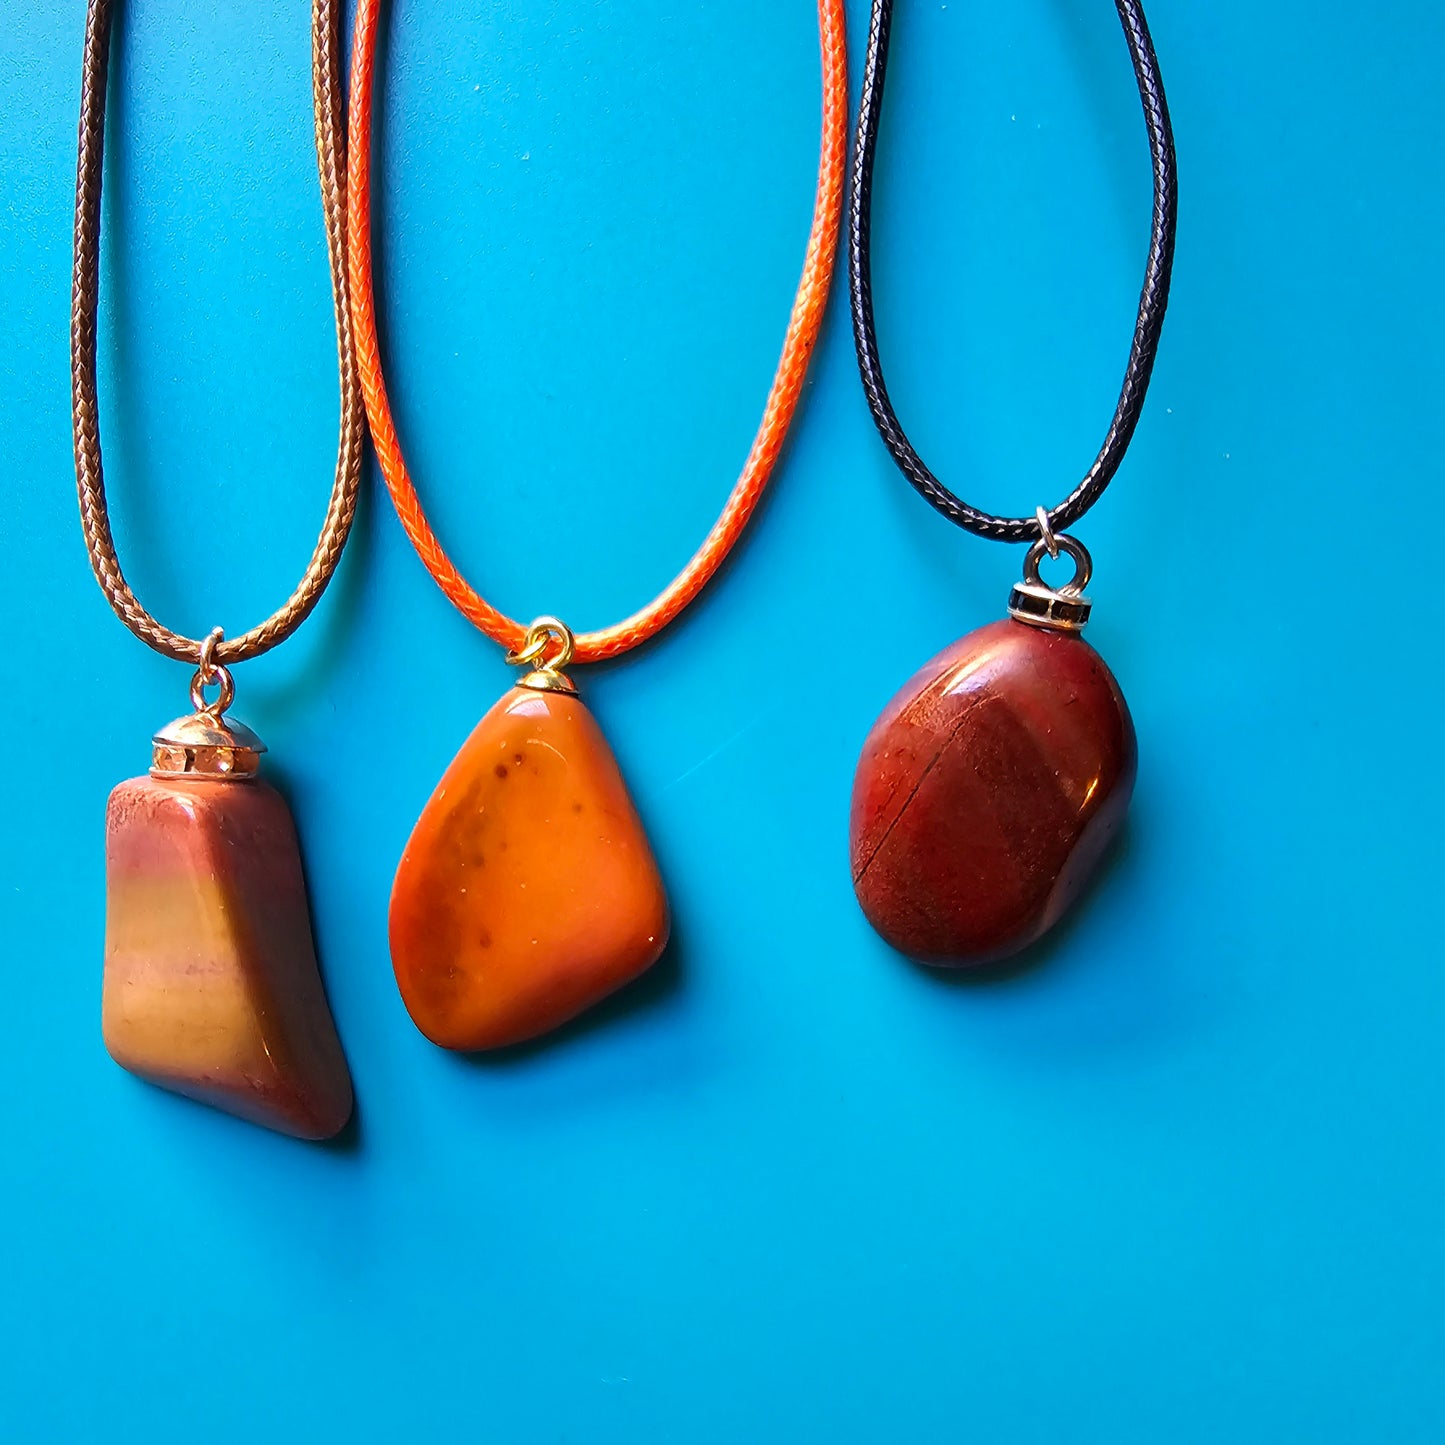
[505,616,578,694]
[150,627,266,780]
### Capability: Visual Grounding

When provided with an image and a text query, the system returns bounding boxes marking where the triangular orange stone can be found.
[103,778,354,1139]
[390,686,669,1050]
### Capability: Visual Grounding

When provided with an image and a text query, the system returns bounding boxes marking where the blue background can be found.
[2,2,1441,1439]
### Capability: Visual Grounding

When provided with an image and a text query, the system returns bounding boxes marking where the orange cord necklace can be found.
[349,3,848,1055]
[347,0,848,664]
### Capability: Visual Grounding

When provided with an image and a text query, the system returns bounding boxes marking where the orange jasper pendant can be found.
[103,694,353,1139]
[389,622,668,1050]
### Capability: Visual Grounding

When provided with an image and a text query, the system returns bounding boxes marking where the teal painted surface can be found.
[1,2,1441,1439]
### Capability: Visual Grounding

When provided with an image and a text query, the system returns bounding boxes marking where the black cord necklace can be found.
[846,0,1178,968]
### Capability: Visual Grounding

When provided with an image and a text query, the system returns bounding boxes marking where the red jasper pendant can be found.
[849,537,1135,966]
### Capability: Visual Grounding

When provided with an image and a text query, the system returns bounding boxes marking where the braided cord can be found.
[70,0,366,666]
[347,0,849,664]
[848,0,1177,543]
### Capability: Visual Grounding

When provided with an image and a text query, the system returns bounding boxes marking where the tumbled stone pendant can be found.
[389,626,668,1050]
[103,696,353,1139]
[850,535,1136,966]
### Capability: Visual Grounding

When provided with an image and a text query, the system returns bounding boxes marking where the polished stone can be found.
[103,777,354,1139]
[850,619,1136,965]
[390,686,669,1050]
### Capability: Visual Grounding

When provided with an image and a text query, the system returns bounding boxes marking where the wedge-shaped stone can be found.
[103,777,353,1139]
[391,686,669,1050]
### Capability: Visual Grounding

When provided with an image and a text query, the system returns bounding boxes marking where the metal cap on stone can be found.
[151,711,266,781]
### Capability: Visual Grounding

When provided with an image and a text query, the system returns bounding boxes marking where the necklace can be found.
[846,0,1177,965]
[346,0,848,1049]
[72,0,364,1136]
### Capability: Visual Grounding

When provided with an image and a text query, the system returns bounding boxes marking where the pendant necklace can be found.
[71,0,364,1136]
[346,0,848,1049]
[847,0,1177,965]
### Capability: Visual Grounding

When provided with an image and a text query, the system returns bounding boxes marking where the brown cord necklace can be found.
[71,0,362,1139]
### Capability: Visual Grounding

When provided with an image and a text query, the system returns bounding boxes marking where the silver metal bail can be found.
[1008,529,1093,632]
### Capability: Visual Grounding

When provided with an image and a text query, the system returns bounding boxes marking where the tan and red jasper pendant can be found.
[390,679,669,1051]
[850,581,1135,966]
[103,709,353,1139]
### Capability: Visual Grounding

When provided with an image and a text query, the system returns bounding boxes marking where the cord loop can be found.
[345,0,849,664]
[1035,506,1060,560]
[848,0,1177,543]
[71,0,365,666]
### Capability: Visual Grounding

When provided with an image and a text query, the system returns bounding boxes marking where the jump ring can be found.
[505,615,575,672]
[197,625,225,682]
[1035,506,1060,560]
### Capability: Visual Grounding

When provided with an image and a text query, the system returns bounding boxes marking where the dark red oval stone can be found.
[850,618,1136,966]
